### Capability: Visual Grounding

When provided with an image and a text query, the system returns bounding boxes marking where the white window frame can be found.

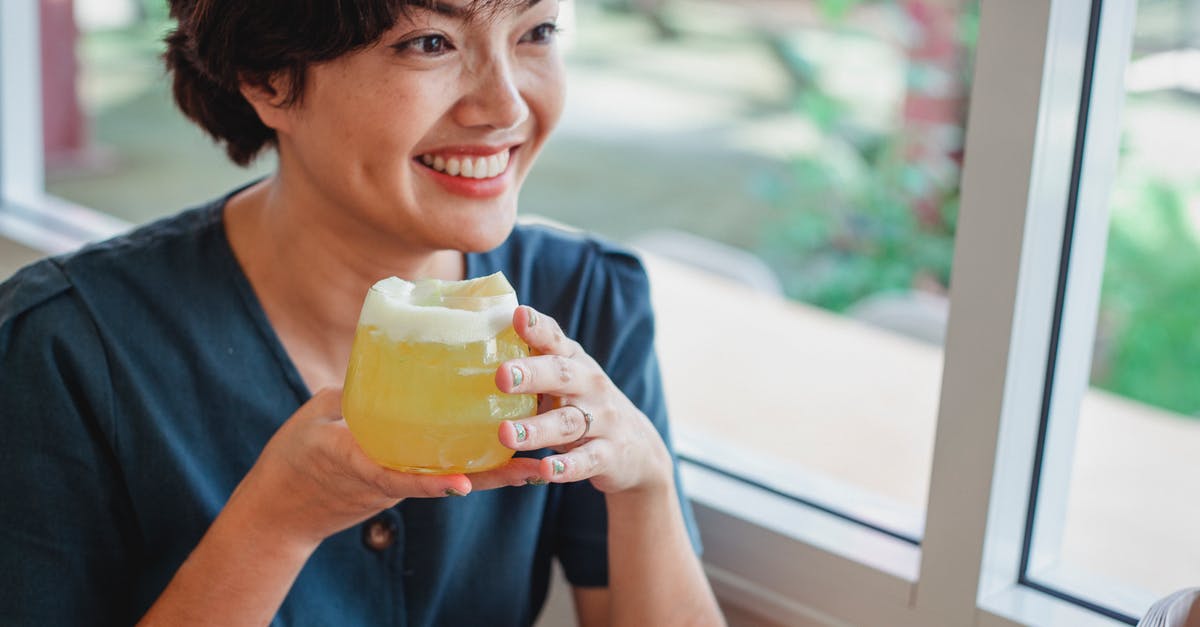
[0,0,126,252]
[0,0,1146,625]
[1019,0,1147,620]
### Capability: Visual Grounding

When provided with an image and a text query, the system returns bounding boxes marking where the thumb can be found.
[371,468,474,500]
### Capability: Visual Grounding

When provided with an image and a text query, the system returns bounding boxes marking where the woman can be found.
[0,0,722,625]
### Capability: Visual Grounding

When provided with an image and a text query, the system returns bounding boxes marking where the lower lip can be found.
[416,151,515,199]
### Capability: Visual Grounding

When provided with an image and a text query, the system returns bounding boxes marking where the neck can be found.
[223,175,464,384]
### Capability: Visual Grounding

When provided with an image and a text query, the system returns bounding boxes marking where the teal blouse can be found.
[0,193,699,626]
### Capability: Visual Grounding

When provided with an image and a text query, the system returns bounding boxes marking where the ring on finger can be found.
[564,404,594,442]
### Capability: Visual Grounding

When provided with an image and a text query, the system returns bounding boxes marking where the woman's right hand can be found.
[141,388,543,626]
[227,387,542,550]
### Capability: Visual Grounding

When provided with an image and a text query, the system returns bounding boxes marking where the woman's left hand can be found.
[483,305,675,495]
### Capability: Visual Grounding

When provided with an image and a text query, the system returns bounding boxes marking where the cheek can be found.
[526,61,567,137]
[357,90,428,153]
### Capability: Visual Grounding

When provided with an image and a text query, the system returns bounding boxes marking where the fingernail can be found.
[527,307,538,327]
[510,366,524,388]
[514,422,528,442]
[445,488,465,497]
[525,476,547,486]
[551,459,565,475]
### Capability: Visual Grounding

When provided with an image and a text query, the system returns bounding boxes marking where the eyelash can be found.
[392,21,560,57]
[521,22,561,45]
[392,34,454,56]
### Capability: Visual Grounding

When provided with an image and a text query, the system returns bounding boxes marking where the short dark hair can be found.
[164,0,522,166]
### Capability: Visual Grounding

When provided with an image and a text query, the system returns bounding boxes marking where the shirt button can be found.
[363,517,397,552]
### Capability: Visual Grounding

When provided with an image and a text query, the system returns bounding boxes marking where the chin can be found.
[445,209,520,254]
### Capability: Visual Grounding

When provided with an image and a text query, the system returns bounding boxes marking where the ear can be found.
[239,73,295,133]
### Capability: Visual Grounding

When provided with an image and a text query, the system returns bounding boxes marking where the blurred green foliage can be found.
[757,0,1199,418]
[757,138,957,312]
[1098,178,1200,417]
[757,0,966,312]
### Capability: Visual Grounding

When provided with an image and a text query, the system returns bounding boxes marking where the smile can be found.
[417,149,511,179]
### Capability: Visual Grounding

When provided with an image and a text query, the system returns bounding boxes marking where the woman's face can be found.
[266,0,565,253]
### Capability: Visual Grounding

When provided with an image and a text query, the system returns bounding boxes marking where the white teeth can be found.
[420,150,511,179]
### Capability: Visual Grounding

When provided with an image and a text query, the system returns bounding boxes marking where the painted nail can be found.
[514,423,528,442]
[510,366,524,388]
[525,476,548,486]
[527,307,538,327]
[445,488,465,497]
[551,459,565,475]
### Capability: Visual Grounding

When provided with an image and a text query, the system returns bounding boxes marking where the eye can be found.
[520,22,560,45]
[394,34,453,56]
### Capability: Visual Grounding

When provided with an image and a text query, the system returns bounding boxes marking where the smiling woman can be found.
[0,1,721,626]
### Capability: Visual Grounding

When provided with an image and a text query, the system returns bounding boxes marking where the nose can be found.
[453,57,530,131]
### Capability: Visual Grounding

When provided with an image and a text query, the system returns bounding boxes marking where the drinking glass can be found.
[342,274,536,474]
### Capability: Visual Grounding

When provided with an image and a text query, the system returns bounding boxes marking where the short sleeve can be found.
[0,263,140,625]
[553,247,703,587]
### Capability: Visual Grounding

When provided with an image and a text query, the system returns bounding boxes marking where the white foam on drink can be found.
[357,273,519,344]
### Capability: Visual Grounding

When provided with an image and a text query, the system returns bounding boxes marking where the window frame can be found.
[0,0,1147,625]
[1019,0,1151,622]
[0,0,125,252]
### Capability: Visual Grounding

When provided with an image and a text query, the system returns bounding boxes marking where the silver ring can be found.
[565,404,593,442]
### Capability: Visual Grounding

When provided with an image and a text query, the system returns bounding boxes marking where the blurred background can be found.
[42,0,1200,421]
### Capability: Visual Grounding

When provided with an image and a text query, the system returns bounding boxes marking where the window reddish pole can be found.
[40,0,86,170]
[901,0,969,227]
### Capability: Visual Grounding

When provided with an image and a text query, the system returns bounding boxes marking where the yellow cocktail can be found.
[342,273,536,474]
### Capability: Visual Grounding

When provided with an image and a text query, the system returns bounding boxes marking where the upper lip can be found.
[414,143,521,157]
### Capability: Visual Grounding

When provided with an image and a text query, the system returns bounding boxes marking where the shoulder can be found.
[498,220,652,312]
[493,222,657,370]
[51,203,222,291]
[0,257,114,429]
[0,257,79,333]
[3,202,225,331]
[1,201,224,363]
[506,219,641,265]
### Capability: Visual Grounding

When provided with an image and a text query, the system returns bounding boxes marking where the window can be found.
[1023,0,1200,621]
[522,0,981,543]
[42,1,272,223]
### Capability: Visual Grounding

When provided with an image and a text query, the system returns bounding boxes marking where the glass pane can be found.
[40,0,980,539]
[521,0,979,539]
[1029,0,1200,619]
[42,0,273,222]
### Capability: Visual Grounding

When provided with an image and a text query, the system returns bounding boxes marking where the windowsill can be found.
[0,219,45,275]
[682,460,919,626]
[642,252,939,532]
[978,584,1133,627]
[0,194,127,259]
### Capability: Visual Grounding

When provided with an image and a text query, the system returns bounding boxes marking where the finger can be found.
[499,404,595,451]
[464,457,545,490]
[513,306,580,358]
[369,467,473,499]
[537,441,609,484]
[498,353,592,397]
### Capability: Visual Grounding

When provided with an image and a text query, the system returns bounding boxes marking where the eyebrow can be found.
[408,0,545,19]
